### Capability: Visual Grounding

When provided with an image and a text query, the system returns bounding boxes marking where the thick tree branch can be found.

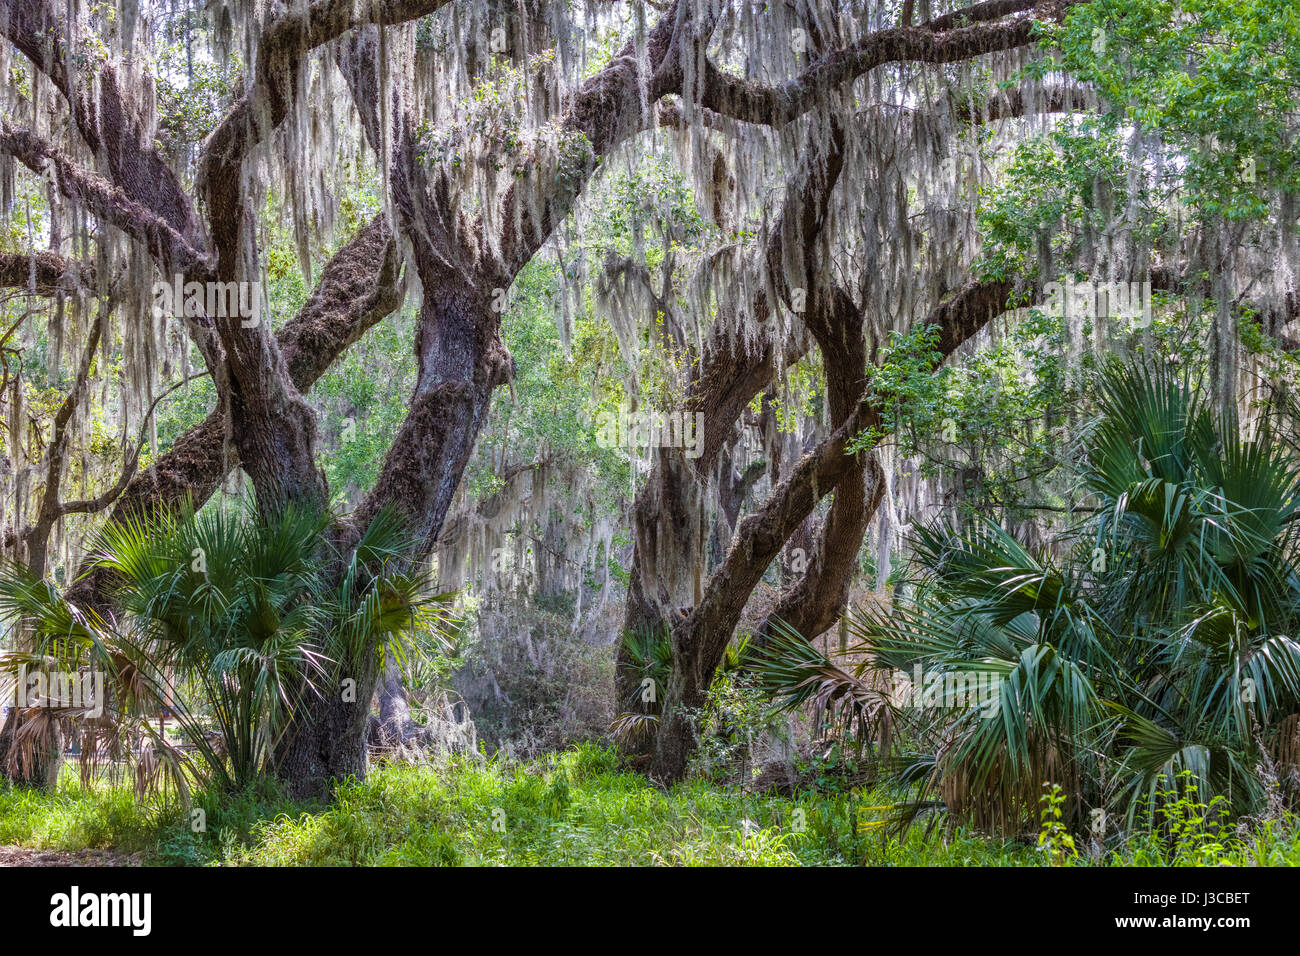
[0,251,93,294]
[696,0,1079,127]
[56,371,208,519]
[496,1,687,277]
[337,27,518,559]
[686,274,1015,671]
[19,299,107,574]
[200,0,454,277]
[65,216,401,604]
[932,276,1018,355]
[0,122,209,276]
[3,0,206,252]
[924,0,1042,31]
[337,30,471,289]
[951,84,1094,123]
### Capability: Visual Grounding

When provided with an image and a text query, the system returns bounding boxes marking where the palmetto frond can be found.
[756,360,1300,836]
[619,624,673,711]
[320,506,461,677]
[752,620,890,745]
[0,498,458,793]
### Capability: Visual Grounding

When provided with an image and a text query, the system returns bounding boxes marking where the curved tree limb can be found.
[64,216,402,606]
[0,251,94,294]
[2,0,206,252]
[0,122,209,276]
[695,0,1081,127]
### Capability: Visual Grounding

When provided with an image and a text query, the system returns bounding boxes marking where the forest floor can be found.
[2,744,1299,866]
[0,846,142,866]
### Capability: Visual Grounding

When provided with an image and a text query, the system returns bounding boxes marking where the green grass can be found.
[0,779,175,855]
[220,744,872,866]
[3,744,1300,866]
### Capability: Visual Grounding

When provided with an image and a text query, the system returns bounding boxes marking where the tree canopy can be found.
[1,0,1298,815]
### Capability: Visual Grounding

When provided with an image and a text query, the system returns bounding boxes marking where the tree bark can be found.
[0,0,1069,798]
[274,655,380,800]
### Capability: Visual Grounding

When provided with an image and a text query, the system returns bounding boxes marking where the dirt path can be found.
[0,845,143,866]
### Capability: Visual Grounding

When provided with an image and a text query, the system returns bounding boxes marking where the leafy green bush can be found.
[759,361,1300,837]
[0,501,455,791]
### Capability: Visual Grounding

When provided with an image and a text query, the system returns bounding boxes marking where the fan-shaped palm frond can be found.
[0,498,460,794]
[755,360,1300,837]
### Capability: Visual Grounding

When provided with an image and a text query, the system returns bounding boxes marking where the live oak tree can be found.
[610,0,1300,779]
[1,0,1296,792]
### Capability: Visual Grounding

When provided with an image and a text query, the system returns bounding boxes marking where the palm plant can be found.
[0,500,456,793]
[755,360,1300,836]
[611,625,673,747]
[317,506,458,684]
[90,502,332,790]
[611,627,755,747]
[0,559,188,793]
